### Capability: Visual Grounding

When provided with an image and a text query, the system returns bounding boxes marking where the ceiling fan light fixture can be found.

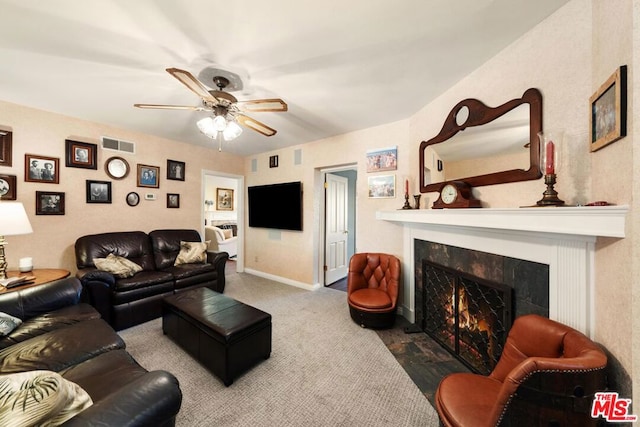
[223,120,243,141]
[213,115,227,131]
[196,117,218,139]
[136,68,286,146]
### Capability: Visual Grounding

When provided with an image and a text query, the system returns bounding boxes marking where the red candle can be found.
[545,141,555,174]
[405,179,409,195]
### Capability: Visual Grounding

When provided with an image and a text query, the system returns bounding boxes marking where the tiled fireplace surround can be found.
[377,206,628,337]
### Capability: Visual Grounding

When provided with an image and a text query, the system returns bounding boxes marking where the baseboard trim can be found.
[243,268,321,291]
[400,304,415,323]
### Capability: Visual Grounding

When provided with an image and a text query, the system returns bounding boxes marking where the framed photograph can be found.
[216,188,234,211]
[65,139,97,169]
[86,180,112,203]
[0,174,16,200]
[167,193,180,208]
[25,154,60,184]
[167,159,185,181]
[590,65,627,152]
[36,191,65,215]
[137,164,160,188]
[366,146,397,172]
[368,174,396,198]
[0,130,12,167]
[269,155,279,168]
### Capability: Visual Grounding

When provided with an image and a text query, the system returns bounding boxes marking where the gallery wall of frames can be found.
[0,131,186,214]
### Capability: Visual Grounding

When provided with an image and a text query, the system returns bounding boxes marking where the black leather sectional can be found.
[75,229,228,330]
[0,277,182,426]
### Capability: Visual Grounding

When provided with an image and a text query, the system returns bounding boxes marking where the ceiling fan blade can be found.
[166,68,218,103]
[237,114,277,137]
[134,103,205,111]
[236,98,288,112]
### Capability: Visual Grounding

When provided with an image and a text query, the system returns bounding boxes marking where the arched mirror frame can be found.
[419,88,543,193]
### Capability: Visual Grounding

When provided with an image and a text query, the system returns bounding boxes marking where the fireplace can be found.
[422,260,512,375]
[377,206,627,336]
[414,239,548,374]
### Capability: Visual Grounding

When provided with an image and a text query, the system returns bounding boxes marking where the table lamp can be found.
[0,202,34,279]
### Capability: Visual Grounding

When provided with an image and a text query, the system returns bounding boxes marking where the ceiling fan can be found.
[134,68,287,140]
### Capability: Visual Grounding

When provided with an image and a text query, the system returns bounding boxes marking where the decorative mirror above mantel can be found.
[419,88,543,193]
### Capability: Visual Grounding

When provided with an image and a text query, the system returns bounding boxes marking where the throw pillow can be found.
[0,312,22,337]
[0,370,93,426]
[223,229,233,239]
[174,241,209,266]
[93,253,142,278]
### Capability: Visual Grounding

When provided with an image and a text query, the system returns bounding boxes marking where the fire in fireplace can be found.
[421,260,513,375]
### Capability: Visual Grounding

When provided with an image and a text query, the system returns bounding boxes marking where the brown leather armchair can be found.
[435,314,608,427]
[347,253,400,329]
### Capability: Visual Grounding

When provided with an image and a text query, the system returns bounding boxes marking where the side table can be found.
[1,268,70,294]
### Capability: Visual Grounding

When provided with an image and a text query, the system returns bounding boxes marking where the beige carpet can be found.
[119,273,440,426]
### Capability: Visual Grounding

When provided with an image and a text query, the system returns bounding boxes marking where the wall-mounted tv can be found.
[248,181,303,231]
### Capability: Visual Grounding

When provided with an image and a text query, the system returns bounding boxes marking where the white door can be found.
[325,173,349,285]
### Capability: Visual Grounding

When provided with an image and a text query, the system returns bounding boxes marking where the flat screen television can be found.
[248,181,303,231]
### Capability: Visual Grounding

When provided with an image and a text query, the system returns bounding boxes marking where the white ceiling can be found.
[0,0,569,157]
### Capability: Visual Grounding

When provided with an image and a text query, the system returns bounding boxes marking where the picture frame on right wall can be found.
[590,65,627,152]
[366,146,397,172]
[368,174,396,198]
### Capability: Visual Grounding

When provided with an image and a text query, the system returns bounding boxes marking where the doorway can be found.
[322,166,357,287]
[202,170,244,273]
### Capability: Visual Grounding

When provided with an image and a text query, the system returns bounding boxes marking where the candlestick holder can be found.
[536,130,565,206]
[537,173,564,206]
[401,193,412,209]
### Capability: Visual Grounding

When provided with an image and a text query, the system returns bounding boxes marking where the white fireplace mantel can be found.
[377,206,629,337]
[376,206,628,239]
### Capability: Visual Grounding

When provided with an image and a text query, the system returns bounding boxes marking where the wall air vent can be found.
[101,136,135,154]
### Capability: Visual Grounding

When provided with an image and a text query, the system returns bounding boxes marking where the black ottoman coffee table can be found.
[162,287,272,386]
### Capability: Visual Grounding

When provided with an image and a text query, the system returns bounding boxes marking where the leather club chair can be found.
[347,252,400,329]
[435,314,608,427]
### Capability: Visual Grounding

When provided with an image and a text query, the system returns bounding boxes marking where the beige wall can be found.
[590,0,637,403]
[0,100,244,272]
[243,120,409,285]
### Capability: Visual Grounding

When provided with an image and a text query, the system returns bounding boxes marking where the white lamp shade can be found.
[196,117,218,139]
[0,202,33,236]
[213,115,227,132]
[223,121,243,141]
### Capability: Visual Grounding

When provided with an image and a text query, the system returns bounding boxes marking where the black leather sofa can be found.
[75,229,228,331]
[0,277,182,426]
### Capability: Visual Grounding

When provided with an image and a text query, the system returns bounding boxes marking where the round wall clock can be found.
[126,192,140,207]
[105,156,130,180]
